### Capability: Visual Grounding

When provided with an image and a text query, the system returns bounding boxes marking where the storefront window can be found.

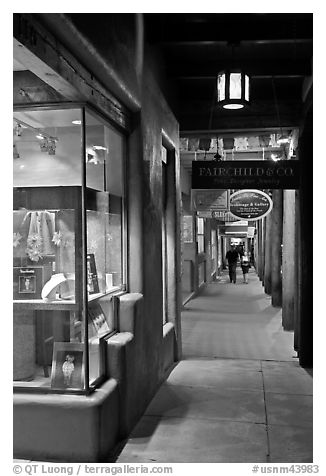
[196,217,205,253]
[85,110,126,292]
[211,229,217,274]
[183,215,194,243]
[13,105,126,393]
[13,108,83,187]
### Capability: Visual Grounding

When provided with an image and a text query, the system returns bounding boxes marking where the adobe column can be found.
[271,189,283,307]
[264,212,272,295]
[256,220,262,280]
[282,190,296,329]
[294,190,301,352]
[298,106,313,368]
[258,218,265,282]
[262,216,266,286]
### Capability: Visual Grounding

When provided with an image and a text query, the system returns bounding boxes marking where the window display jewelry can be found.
[26,233,43,262]
[13,232,22,248]
[41,273,75,301]
[52,231,63,247]
[18,210,56,261]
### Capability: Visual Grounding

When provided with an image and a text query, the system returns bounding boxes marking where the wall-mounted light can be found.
[92,145,107,151]
[72,120,82,125]
[40,139,48,152]
[35,131,58,155]
[47,139,56,155]
[271,154,280,162]
[15,123,22,136]
[217,71,250,109]
[37,136,57,155]
[13,144,20,159]
[277,134,290,145]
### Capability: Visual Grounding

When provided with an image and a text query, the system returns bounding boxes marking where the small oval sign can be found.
[229,189,273,221]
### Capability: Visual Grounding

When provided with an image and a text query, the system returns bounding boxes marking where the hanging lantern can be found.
[217,71,250,109]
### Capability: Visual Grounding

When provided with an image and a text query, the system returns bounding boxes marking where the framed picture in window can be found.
[87,253,99,294]
[88,302,110,337]
[50,342,84,390]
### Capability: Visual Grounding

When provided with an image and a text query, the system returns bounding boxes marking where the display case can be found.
[13,104,126,393]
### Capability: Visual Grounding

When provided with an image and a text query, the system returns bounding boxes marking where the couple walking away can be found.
[226,245,250,284]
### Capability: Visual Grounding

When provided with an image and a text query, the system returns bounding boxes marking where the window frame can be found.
[13,102,128,394]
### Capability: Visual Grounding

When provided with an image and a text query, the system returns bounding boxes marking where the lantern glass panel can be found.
[245,75,250,101]
[229,73,242,99]
[224,104,244,109]
[217,74,225,101]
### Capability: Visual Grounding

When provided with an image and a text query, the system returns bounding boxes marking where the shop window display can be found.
[196,217,205,253]
[13,105,126,393]
[182,215,194,243]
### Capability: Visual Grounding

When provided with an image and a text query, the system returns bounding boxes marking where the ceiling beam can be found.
[177,101,302,130]
[13,37,81,101]
[148,29,312,45]
[167,59,311,79]
[180,128,296,137]
[145,14,313,43]
[160,38,312,47]
[13,14,130,130]
[13,70,66,103]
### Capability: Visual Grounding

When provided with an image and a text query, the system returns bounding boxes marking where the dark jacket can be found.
[226,249,239,264]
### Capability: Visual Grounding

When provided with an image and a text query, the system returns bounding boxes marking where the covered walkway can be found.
[116,268,313,463]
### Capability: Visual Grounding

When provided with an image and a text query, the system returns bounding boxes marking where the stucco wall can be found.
[136,61,180,401]
[13,13,181,460]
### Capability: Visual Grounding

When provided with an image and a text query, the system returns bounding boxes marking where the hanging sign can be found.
[192,189,229,212]
[212,210,238,222]
[229,189,273,221]
[197,211,213,218]
[192,160,300,189]
[247,226,256,238]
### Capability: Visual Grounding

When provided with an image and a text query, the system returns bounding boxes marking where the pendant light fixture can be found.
[217,42,250,109]
[217,70,250,109]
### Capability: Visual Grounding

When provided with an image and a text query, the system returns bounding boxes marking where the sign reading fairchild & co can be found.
[192,160,300,189]
[229,190,273,221]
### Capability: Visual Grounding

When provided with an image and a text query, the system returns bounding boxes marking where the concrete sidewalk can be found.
[116,269,313,463]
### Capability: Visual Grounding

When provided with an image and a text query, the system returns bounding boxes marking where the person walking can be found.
[226,244,239,283]
[241,251,251,284]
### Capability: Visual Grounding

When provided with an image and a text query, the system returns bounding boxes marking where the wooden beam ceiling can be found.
[144,13,312,133]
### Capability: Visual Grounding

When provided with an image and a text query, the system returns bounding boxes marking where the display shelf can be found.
[13,290,121,310]
[87,289,122,302]
[88,292,105,302]
[13,299,77,311]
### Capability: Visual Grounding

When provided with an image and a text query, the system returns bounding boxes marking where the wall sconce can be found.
[15,123,22,136]
[36,135,57,155]
[40,138,48,152]
[217,71,250,109]
[277,134,290,145]
[14,118,59,156]
[47,139,56,155]
[13,144,20,159]
[271,154,281,162]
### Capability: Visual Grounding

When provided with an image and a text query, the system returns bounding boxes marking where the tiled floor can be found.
[117,269,313,463]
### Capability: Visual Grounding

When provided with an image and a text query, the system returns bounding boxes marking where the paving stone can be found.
[268,424,313,463]
[167,359,263,390]
[265,392,313,428]
[145,383,265,424]
[117,416,268,463]
[262,361,313,395]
